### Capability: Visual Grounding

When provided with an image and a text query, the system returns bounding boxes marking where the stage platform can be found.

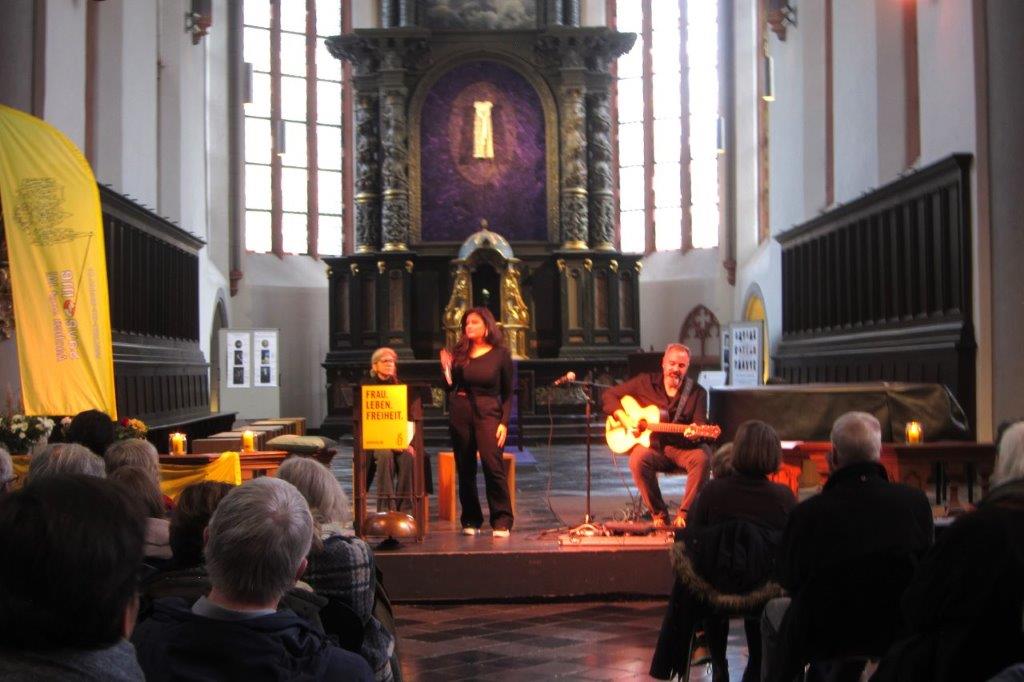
[331,442,685,603]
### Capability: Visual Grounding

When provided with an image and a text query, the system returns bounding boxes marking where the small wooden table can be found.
[780,440,996,506]
[160,450,290,480]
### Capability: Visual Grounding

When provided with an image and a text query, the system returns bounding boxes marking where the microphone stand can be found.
[566,374,614,537]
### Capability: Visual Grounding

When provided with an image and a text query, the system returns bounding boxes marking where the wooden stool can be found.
[437,451,516,522]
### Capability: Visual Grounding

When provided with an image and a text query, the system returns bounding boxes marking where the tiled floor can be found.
[394,600,752,681]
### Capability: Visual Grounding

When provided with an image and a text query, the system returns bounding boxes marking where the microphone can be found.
[552,371,577,386]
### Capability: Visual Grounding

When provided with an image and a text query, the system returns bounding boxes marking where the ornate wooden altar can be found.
[321,2,642,441]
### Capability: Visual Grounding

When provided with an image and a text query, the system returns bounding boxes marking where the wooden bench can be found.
[161,451,290,480]
[437,451,516,522]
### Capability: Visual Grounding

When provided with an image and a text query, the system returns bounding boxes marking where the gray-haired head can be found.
[370,346,397,368]
[105,438,159,478]
[663,343,691,359]
[276,456,352,529]
[204,477,313,605]
[28,443,106,483]
[0,447,13,493]
[829,411,883,469]
[993,421,1024,487]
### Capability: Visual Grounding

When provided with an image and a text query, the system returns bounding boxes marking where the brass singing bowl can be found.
[362,511,418,539]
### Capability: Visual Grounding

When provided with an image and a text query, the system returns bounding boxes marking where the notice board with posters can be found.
[219,329,280,420]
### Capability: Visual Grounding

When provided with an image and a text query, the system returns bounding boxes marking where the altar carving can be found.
[322,5,643,439]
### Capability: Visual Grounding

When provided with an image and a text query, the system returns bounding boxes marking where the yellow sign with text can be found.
[361,384,408,450]
[0,105,116,417]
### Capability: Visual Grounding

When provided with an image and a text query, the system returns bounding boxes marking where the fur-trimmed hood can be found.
[671,536,786,614]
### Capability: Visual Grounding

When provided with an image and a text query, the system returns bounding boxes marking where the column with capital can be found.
[353,91,381,252]
[379,50,410,251]
[559,80,589,250]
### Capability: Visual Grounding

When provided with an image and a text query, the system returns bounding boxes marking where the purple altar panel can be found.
[420,60,548,242]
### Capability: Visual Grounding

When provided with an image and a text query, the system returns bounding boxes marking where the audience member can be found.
[872,420,1024,681]
[28,442,105,482]
[277,456,397,681]
[108,465,171,565]
[167,481,235,569]
[132,477,372,681]
[0,475,146,680]
[651,420,796,682]
[762,411,934,682]
[0,447,14,494]
[710,442,734,480]
[105,438,160,477]
[66,409,116,457]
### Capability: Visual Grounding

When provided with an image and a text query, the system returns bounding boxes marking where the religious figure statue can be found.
[500,263,530,359]
[472,100,494,159]
[442,266,472,349]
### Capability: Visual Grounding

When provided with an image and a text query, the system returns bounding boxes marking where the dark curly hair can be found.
[450,306,504,367]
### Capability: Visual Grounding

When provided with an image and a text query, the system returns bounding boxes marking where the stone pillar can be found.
[587,89,615,250]
[379,49,410,251]
[563,0,581,26]
[398,0,415,27]
[546,0,564,26]
[354,91,380,252]
[559,84,589,250]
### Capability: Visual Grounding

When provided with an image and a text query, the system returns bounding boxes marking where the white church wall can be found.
[0,3,34,113]
[831,0,879,205]
[42,0,87,148]
[638,249,733,356]
[233,254,330,428]
[732,0,759,268]
[874,0,907,187]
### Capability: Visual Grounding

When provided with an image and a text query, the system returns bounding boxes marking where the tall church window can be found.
[243,0,346,257]
[612,0,720,253]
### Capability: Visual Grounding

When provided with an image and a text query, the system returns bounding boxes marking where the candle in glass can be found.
[241,430,255,452]
[169,432,187,455]
[905,421,923,444]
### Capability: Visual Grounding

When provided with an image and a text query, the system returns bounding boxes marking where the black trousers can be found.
[448,393,513,530]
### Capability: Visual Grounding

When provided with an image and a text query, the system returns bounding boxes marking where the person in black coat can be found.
[439,307,514,537]
[872,421,1024,682]
[762,411,934,682]
[602,343,710,527]
[651,420,796,682]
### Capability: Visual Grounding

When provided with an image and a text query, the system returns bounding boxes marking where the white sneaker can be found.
[461,527,480,536]
[492,529,511,538]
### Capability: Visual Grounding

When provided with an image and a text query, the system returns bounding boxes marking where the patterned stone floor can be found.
[393,600,752,681]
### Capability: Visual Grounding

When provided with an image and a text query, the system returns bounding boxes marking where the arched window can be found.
[611,0,721,254]
[243,0,348,257]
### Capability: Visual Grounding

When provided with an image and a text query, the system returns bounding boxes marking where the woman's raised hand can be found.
[439,349,453,385]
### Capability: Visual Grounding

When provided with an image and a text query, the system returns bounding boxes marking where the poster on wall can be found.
[728,321,764,387]
[252,330,278,388]
[227,331,250,388]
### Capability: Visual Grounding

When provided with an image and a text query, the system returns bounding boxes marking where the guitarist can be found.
[602,343,710,528]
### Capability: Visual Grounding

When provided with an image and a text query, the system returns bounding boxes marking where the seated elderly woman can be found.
[364,346,424,513]
[873,420,1024,681]
[651,420,797,682]
[107,465,172,566]
[28,443,105,483]
[276,456,397,682]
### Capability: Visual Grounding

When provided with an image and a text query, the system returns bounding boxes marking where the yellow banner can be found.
[361,384,408,450]
[0,105,116,417]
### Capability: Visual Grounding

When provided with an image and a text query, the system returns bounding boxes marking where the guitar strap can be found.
[671,377,695,423]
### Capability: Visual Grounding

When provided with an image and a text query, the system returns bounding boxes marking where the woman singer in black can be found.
[439,307,514,537]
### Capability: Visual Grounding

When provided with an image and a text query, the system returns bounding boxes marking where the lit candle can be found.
[905,421,923,444]
[169,432,187,455]
[241,430,255,452]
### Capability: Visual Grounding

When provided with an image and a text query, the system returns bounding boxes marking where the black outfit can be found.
[651,475,796,682]
[132,597,373,681]
[872,478,1024,682]
[602,372,711,517]
[764,461,934,682]
[446,346,514,531]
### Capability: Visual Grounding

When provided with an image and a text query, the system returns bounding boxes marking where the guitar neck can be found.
[647,422,700,435]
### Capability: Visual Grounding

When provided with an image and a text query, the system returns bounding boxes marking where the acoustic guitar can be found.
[605,395,722,454]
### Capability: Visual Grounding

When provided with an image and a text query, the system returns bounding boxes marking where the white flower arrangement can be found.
[0,414,55,454]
